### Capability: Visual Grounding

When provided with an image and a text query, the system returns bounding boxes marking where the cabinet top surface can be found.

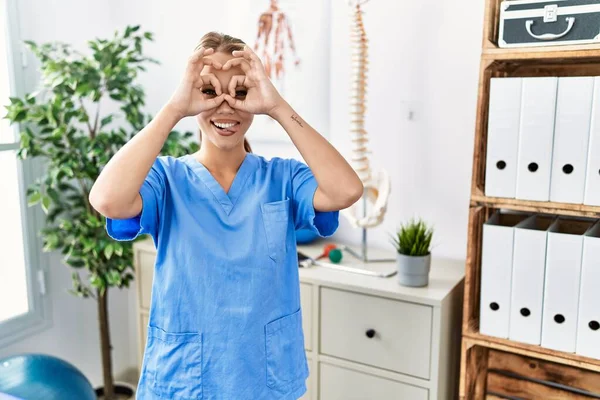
[134,237,465,306]
[296,239,464,305]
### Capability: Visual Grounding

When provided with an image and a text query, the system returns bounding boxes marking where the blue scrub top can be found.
[106,153,339,400]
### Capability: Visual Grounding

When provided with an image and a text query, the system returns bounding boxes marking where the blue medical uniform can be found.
[106,153,339,400]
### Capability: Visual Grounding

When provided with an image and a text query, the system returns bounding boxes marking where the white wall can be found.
[1,0,485,387]
[329,0,484,259]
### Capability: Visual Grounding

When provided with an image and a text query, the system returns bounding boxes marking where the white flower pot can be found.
[396,252,431,287]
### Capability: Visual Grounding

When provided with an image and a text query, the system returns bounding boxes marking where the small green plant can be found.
[392,218,434,256]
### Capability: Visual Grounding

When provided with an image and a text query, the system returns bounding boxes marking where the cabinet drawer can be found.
[320,287,432,379]
[300,282,312,351]
[137,250,155,310]
[319,362,428,400]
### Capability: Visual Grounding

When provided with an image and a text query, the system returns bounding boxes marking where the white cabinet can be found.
[133,239,464,399]
[319,363,429,400]
[320,287,432,379]
[300,282,313,352]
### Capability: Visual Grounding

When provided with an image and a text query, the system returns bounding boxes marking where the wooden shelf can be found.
[463,333,600,374]
[461,0,600,398]
[470,191,600,219]
[483,44,600,62]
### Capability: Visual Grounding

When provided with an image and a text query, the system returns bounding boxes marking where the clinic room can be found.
[1,0,600,399]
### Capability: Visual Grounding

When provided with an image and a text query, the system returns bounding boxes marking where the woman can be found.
[90,32,363,400]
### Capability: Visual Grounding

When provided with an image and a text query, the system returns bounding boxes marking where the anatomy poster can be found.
[225,0,330,143]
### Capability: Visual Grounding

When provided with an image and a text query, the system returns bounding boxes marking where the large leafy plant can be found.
[4,25,198,399]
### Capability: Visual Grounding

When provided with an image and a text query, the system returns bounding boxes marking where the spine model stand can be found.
[341,0,392,262]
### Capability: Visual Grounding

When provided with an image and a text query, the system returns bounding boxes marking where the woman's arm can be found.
[271,103,363,212]
[89,105,181,219]
[90,47,226,219]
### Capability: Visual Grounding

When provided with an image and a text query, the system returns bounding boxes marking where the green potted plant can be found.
[4,26,198,400]
[391,218,434,287]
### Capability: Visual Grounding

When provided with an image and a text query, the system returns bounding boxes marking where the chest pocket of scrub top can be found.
[144,326,203,399]
[261,199,290,263]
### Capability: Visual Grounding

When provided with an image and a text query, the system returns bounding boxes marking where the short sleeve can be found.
[105,158,165,242]
[290,159,339,237]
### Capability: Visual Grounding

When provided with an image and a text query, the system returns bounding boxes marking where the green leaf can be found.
[66,257,86,268]
[114,242,123,257]
[28,191,42,206]
[107,270,121,285]
[104,243,114,259]
[75,83,92,96]
[41,196,51,214]
[109,92,124,101]
[47,206,64,223]
[13,109,27,122]
[100,115,113,128]
[43,233,60,251]
[26,92,39,104]
[90,273,103,289]
[24,40,37,50]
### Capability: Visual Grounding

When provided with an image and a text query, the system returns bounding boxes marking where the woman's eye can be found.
[235,90,248,98]
[202,88,217,97]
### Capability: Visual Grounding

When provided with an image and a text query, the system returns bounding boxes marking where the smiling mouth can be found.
[211,120,241,135]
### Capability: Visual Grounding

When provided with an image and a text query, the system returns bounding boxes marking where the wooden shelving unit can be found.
[459,1,600,398]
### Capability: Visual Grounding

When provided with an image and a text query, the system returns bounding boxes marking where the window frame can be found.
[0,0,51,348]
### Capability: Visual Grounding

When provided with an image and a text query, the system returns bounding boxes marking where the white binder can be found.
[509,215,555,345]
[550,77,594,204]
[480,212,529,339]
[541,218,593,353]
[485,78,522,198]
[584,77,600,206]
[516,77,558,202]
[576,221,600,359]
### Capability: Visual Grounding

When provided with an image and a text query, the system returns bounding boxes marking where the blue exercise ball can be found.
[0,354,96,400]
[296,228,319,244]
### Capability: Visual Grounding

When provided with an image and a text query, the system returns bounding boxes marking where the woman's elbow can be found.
[351,181,364,201]
[89,188,111,217]
[340,180,364,209]
[89,184,119,218]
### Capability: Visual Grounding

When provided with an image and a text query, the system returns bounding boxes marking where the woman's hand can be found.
[221,46,286,116]
[167,47,226,119]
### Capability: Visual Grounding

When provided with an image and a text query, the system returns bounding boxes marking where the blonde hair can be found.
[196,32,252,153]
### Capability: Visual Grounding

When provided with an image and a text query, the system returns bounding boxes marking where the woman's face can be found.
[196,51,253,151]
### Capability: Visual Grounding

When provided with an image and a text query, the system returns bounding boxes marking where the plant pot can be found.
[95,382,135,400]
[396,252,431,287]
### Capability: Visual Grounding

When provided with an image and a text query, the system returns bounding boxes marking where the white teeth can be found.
[213,122,237,129]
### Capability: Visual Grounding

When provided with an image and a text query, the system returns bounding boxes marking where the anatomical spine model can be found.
[342,0,391,229]
[254,0,300,84]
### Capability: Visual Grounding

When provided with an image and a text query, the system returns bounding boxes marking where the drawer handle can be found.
[365,329,376,339]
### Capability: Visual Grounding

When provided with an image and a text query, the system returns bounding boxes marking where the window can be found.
[0,0,49,346]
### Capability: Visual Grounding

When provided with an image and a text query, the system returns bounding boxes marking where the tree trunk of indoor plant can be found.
[98,289,115,400]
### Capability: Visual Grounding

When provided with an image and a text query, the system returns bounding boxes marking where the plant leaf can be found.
[41,196,51,214]
[104,243,114,259]
[28,191,42,206]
